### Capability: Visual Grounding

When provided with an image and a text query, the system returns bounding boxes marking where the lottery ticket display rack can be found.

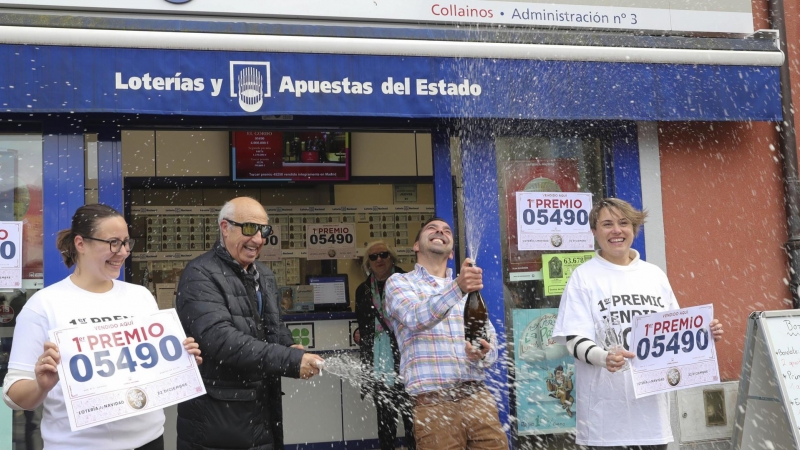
[732,310,800,450]
[128,204,434,309]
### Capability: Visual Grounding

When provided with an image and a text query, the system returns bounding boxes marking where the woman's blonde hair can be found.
[589,198,648,235]
[360,240,398,275]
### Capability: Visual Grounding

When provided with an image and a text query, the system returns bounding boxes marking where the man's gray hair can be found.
[216,198,268,239]
[218,201,237,227]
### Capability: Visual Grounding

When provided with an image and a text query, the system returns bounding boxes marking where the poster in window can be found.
[513,308,576,435]
[501,159,580,281]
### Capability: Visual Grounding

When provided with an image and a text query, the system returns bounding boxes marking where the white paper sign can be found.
[258,224,283,262]
[0,221,22,289]
[515,192,593,251]
[48,309,206,431]
[305,223,356,260]
[629,305,720,398]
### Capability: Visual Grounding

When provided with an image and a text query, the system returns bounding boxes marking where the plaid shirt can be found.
[384,264,498,396]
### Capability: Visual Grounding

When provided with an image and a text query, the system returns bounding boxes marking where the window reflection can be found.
[0,133,44,449]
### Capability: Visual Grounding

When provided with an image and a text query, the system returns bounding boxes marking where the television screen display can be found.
[307,275,350,311]
[231,131,350,182]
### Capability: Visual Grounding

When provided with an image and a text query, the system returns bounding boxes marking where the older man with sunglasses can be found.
[175,197,323,450]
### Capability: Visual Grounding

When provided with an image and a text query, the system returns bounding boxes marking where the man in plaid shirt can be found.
[385,217,508,450]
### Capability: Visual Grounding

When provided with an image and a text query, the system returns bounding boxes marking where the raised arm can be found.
[385,274,463,332]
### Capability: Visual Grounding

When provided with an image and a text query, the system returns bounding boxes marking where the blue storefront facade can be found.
[0,7,788,450]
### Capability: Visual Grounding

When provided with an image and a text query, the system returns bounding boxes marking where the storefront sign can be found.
[512,308,576,435]
[0,45,782,122]
[48,309,205,431]
[258,224,282,261]
[0,0,754,34]
[629,304,720,398]
[305,223,356,260]
[542,252,594,296]
[0,221,22,289]
[516,192,593,251]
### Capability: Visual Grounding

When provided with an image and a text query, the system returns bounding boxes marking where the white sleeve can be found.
[566,335,608,367]
[2,368,34,410]
[551,269,597,345]
[8,300,49,373]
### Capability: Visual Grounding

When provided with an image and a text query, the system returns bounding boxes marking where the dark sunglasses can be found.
[368,251,390,261]
[224,219,273,238]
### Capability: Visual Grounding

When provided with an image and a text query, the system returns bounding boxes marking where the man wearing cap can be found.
[175,197,323,450]
[385,217,508,449]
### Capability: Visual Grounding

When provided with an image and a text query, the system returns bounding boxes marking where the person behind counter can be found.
[355,241,415,450]
[175,196,323,450]
[385,217,508,450]
[551,198,724,450]
[2,204,202,450]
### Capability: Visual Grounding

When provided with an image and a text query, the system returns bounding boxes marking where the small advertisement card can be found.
[258,224,283,261]
[305,223,356,260]
[0,221,23,289]
[515,192,593,251]
[541,252,594,296]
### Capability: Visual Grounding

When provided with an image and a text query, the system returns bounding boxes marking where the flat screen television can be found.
[307,274,350,312]
[231,131,350,182]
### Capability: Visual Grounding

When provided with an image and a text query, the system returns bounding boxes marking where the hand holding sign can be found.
[710,318,724,341]
[49,309,205,431]
[629,305,720,398]
[35,341,61,391]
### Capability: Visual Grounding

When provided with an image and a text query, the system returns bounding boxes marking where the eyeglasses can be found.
[225,219,273,238]
[82,236,135,254]
[368,251,390,261]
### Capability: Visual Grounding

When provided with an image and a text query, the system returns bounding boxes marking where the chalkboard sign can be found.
[732,310,800,450]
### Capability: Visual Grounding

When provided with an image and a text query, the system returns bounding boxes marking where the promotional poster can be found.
[513,308,576,435]
[515,192,593,251]
[501,159,580,280]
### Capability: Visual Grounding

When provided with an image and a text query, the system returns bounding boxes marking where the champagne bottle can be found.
[463,265,489,347]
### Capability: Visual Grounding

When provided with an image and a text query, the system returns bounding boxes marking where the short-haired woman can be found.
[552,198,724,450]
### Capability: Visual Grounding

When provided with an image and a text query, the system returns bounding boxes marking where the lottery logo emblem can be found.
[550,234,563,248]
[229,62,271,113]
[126,388,148,410]
[666,368,681,387]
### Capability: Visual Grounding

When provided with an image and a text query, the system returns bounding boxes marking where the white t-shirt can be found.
[5,277,164,450]
[551,250,679,446]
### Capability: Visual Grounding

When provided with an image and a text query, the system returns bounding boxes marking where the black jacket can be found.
[175,241,304,450]
[354,267,405,394]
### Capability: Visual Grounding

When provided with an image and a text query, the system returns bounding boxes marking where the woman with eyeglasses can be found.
[2,204,201,450]
[355,241,415,450]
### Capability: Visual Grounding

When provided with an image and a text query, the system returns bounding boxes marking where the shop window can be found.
[123,129,434,312]
[0,133,44,449]
[492,125,609,443]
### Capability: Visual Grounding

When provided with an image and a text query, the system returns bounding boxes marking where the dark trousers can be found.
[374,382,416,450]
[135,435,164,450]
